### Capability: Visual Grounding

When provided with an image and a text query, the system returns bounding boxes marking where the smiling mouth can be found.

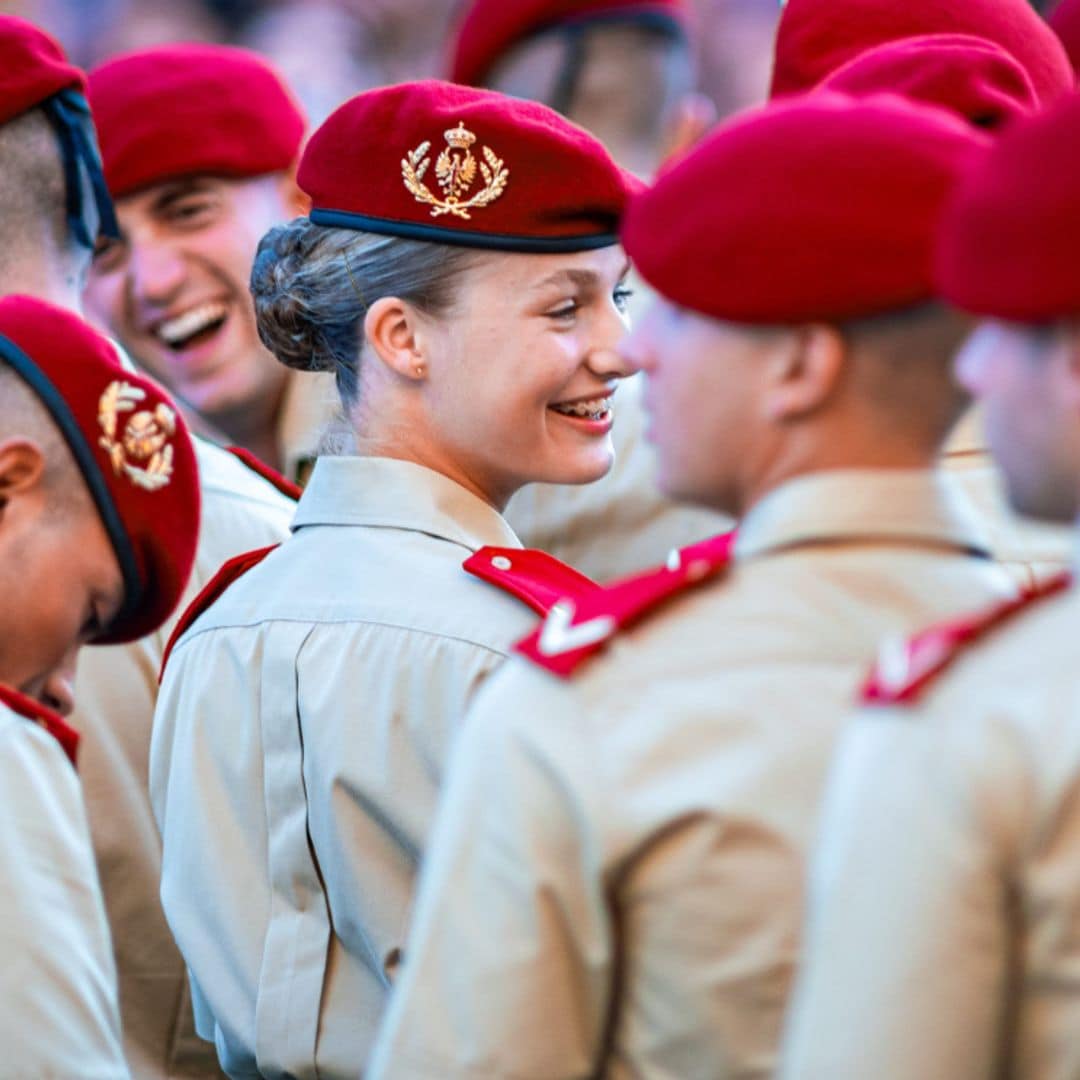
[154,301,228,351]
[550,396,613,421]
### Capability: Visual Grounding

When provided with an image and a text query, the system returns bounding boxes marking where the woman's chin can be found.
[536,448,616,488]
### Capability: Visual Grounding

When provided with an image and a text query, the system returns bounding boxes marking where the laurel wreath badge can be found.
[98,380,176,492]
[401,120,509,220]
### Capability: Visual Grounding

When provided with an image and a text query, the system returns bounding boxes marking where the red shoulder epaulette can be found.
[0,684,79,767]
[512,530,737,679]
[227,446,302,501]
[464,546,601,617]
[159,544,280,682]
[861,570,1072,706]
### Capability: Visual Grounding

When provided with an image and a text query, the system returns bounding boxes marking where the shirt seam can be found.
[170,616,514,662]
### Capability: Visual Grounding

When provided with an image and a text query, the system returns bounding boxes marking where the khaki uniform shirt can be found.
[505,373,731,581]
[152,456,541,1078]
[0,703,129,1078]
[369,470,1015,1080]
[781,576,1080,1080]
[74,439,295,1079]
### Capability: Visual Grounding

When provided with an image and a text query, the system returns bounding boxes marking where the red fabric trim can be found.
[861,570,1072,706]
[226,447,302,501]
[515,530,736,679]
[159,544,280,682]
[464,546,600,617]
[0,683,79,767]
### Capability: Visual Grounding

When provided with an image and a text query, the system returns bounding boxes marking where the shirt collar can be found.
[734,468,993,561]
[292,456,522,554]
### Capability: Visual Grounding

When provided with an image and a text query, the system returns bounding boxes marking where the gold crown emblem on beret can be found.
[98,380,175,492]
[402,120,509,220]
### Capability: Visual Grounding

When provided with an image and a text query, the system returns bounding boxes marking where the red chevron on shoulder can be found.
[159,544,280,682]
[514,530,737,679]
[464,546,601,617]
[0,683,79,767]
[862,570,1072,706]
[227,446,302,501]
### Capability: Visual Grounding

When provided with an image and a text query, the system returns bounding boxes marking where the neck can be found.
[207,378,288,472]
[0,254,84,313]
[735,429,941,521]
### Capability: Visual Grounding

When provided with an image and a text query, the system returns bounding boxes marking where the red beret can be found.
[300,80,635,252]
[450,0,691,86]
[87,44,306,199]
[621,92,990,324]
[0,14,83,125]
[0,297,200,643]
[1050,0,1080,75]
[820,33,1038,128]
[771,0,1073,106]
[936,91,1080,322]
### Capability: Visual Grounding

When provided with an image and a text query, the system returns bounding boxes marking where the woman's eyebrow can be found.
[530,268,602,293]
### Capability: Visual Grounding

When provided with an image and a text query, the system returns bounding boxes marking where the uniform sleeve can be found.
[368,660,614,1079]
[780,708,1018,1080]
[0,720,129,1078]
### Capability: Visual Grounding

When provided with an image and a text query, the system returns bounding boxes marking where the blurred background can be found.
[4,0,784,125]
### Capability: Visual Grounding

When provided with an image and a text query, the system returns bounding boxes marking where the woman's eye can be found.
[547,301,579,320]
[614,287,634,312]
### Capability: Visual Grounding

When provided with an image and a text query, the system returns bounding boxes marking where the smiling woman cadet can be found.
[149,80,635,1078]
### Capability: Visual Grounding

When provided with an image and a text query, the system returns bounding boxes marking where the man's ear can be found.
[762,324,847,422]
[659,92,718,170]
[277,168,311,218]
[0,439,48,513]
[1061,319,1080,408]
[363,297,429,384]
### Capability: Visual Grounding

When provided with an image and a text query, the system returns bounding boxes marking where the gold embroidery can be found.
[98,380,176,492]
[402,120,509,220]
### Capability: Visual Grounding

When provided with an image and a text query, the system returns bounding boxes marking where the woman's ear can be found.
[762,324,846,422]
[363,297,429,383]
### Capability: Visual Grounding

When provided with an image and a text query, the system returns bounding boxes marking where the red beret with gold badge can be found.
[771,0,1073,106]
[0,14,83,123]
[621,92,990,324]
[820,33,1038,128]
[449,0,692,87]
[936,90,1080,322]
[300,80,636,252]
[0,296,200,643]
[1050,0,1080,75]
[87,43,306,198]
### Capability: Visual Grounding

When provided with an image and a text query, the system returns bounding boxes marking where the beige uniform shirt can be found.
[781,576,1080,1080]
[369,470,1015,1080]
[0,704,129,1078]
[152,456,541,1078]
[74,439,295,1080]
[505,373,731,581]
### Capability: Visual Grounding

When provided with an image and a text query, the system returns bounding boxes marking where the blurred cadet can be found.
[153,81,636,1076]
[1050,0,1080,75]
[0,295,200,1077]
[772,0,1075,585]
[368,93,1014,1078]
[771,0,1074,103]
[819,31,1040,128]
[782,90,1080,1080]
[86,43,337,485]
[0,19,296,1078]
[452,0,727,580]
